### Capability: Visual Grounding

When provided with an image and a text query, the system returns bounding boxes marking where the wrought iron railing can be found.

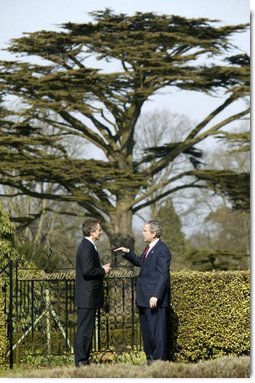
[0,248,143,368]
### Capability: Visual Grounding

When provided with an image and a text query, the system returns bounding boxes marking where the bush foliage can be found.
[0,201,20,270]
[169,270,250,362]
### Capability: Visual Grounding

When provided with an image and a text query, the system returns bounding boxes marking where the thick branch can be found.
[133,182,205,213]
[186,94,236,140]
[143,106,250,179]
[131,171,194,208]
[59,111,109,153]
[195,107,250,141]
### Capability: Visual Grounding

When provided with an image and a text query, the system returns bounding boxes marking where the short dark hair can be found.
[82,218,101,237]
[147,220,162,238]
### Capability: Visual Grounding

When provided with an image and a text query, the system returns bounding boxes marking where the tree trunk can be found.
[105,197,136,252]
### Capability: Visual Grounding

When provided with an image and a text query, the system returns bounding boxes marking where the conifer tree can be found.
[0,10,250,248]
[191,123,250,211]
[155,199,186,270]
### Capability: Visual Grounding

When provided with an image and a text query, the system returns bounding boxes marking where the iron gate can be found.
[1,249,143,368]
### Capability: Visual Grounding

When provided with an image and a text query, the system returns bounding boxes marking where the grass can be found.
[0,355,250,378]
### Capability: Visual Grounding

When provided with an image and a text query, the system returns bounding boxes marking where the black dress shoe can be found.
[77,360,90,367]
[146,359,153,366]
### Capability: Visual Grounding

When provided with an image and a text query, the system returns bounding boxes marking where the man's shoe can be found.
[77,360,90,367]
[146,359,153,366]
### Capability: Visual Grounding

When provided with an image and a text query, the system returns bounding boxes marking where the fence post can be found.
[45,289,51,354]
[8,260,13,369]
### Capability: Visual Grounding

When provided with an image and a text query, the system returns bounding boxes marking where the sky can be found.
[0,0,250,123]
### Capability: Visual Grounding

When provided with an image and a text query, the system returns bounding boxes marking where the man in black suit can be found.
[115,220,171,365]
[74,218,111,367]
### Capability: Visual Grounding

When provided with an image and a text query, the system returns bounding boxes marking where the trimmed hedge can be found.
[0,279,8,369]
[169,270,250,362]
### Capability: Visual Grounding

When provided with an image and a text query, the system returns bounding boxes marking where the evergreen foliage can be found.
[186,206,249,271]
[187,248,249,271]
[193,170,249,211]
[154,199,186,269]
[0,201,20,270]
[0,10,250,246]
[193,127,250,211]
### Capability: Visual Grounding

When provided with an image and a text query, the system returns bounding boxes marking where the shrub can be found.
[169,270,250,362]
[0,201,20,270]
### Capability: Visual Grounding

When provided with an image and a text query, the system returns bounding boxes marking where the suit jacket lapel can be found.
[146,239,161,260]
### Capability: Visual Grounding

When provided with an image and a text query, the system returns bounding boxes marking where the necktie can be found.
[144,245,150,259]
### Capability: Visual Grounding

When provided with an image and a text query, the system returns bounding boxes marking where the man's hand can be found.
[102,263,111,274]
[149,297,158,309]
[114,247,130,254]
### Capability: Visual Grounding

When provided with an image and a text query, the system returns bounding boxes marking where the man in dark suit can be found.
[74,217,111,367]
[115,220,171,365]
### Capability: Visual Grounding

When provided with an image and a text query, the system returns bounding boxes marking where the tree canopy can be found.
[0,9,250,247]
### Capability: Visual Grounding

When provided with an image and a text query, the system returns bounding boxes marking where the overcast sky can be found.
[0,0,250,123]
[0,0,250,49]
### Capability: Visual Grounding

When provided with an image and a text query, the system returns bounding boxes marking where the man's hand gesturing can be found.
[114,247,130,254]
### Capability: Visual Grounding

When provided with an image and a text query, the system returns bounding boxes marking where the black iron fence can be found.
[1,249,143,368]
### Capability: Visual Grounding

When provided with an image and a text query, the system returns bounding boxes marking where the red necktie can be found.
[144,245,150,259]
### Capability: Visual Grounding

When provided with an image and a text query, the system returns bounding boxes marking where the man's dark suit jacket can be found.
[123,239,171,307]
[75,238,105,308]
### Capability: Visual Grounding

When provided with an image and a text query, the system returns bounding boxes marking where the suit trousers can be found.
[74,307,97,366]
[139,306,169,361]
